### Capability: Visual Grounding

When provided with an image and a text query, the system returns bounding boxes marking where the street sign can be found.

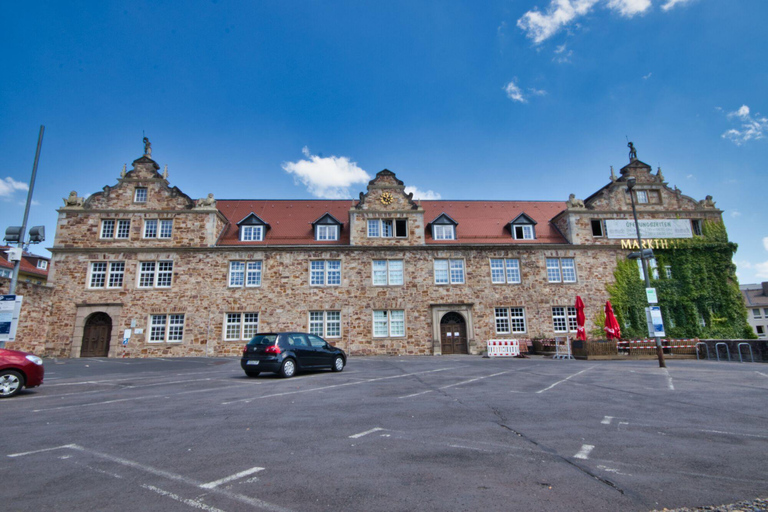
[646,287,658,304]
[0,295,24,342]
[645,306,665,338]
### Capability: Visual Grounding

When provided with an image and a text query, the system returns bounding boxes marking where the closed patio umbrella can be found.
[575,296,586,341]
[604,300,621,340]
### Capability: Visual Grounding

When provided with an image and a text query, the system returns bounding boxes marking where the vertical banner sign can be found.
[0,295,24,342]
[645,306,665,338]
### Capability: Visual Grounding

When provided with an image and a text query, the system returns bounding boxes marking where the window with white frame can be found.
[432,224,455,240]
[636,258,660,280]
[691,219,703,236]
[367,219,407,238]
[224,312,259,341]
[494,307,527,334]
[309,311,341,338]
[546,258,576,283]
[372,259,403,286]
[134,187,147,203]
[310,260,341,286]
[434,259,465,285]
[149,314,185,342]
[37,260,48,270]
[373,310,405,337]
[315,225,339,241]
[240,225,264,241]
[88,261,125,289]
[635,190,649,204]
[0,268,11,278]
[490,259,521,284]
[754,308,762,319]
[100,219,131,239]
[143,219,173,239]
[513,224,535,240]
[138,261,173,288]
[228,261,262,287]
[552,306,577,333]
[591,219,604,237]
[757,326,765,338]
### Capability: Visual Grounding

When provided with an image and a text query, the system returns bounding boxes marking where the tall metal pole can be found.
[627,177,666,368]
[9,125,45,295]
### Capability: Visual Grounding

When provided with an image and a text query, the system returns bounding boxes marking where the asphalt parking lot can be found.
[1,355,766,512]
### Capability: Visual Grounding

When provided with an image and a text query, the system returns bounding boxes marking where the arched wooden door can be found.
[440,312,468,355]
[81,313,112,357]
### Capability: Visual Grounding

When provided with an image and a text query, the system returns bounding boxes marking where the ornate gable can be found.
[354,170,421,211]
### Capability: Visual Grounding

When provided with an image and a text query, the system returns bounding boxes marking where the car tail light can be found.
[243,345,249,354]
[264,345,281,355]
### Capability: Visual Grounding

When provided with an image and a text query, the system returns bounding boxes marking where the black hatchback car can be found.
[241,332,346,378]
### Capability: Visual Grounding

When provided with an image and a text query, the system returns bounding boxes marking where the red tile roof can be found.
[0,246,50,278]
[215,200,568,246]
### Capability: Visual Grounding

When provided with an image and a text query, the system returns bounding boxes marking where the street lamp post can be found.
[626,176,666,368]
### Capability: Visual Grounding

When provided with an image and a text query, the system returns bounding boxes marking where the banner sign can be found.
[0,295,24,342]
[605,219,693,239]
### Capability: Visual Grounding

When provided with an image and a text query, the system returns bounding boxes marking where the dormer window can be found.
[134,187,147,203]
[509,213,537,240]
[37,260,48,270]
[429,213,458,241]
[237,213,269,242]
[312,213,343,241]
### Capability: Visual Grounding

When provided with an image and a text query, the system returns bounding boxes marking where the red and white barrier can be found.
[487,339,520,357]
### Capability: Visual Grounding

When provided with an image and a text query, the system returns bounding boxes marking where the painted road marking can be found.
[536,366,595,393]
[398,369,521,398]
[200,467,265,489]
[222,367,461,405]
[399,390,433,399]
[663,368,675,390]
[142,484,227,512]
[349,427,385,439]
[574,444,595,460]
[601,416,613,425]
[757,372,768,379]
[8,444,77,458]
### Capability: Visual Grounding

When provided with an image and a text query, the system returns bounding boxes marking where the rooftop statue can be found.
[143,137,152,157]
[628,141,637,162]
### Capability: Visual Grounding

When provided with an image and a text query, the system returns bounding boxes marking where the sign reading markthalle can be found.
[0,295,24,342]
[605,219,693,239]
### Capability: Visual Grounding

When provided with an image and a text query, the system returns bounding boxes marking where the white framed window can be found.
[224,312,259,341]
[116,220,130,239]
[494,307,527,334]
[434,259,465,285]
[0,268,11,278]
[513,224,535,240]
[37,260,48,270]
[756,325,765,338]
[138,261,173,288]
[88,261,125,289]
[143,219,173,239]
[691,219,703,236]
[100,219,131,239]
[373,310,405,337]
[229,261,262,287]
[635,190,649,204]
[134,187,147,203]
[546,258,576,283]
[665,265,672,279]
[372,259,403,286]
[310,260,341,286]
[240,225,264,242]
[149,314,185,343]
[490,259,521,284]
[309,311,341,338]
[101,220,115,238]
[433,225,455,240]
[754,308,762,319]
[552,306,577,333]
[315,225,339,241]
[636,258,660,280]
[367,219,407,238]
[591,219,604,237]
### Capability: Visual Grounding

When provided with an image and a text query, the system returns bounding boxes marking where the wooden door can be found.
[440,312,468,355]
[81,313,112,357]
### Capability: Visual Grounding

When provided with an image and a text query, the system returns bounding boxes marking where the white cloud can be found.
[607,0,651,17]
[553,43,573,63]
[504,80,527,102]
[517,0,599,44]
[763,236,768,252]
[755,261,768,279]
[529,87,548,96]
[642,72,652,80]
[404,186,442,200]
[730,211,741,218]
[721,104,768,146]
[661,0,695,11]
[0,177,28,199]
[282,147,371,199]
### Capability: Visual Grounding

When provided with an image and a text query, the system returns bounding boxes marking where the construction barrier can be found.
[487,339,520,357]
[617,339,700,355]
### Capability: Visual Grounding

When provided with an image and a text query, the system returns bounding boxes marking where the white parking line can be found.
[349,428,384,439]
[200,467,265,489]
[574,444,594,460]
[8,444,77,458]
[142,485,227,512]
[398,369,520,398]
[601,416,613,425]
[536,366,595,393]
[756,372,768,379]
[399,390,434,399]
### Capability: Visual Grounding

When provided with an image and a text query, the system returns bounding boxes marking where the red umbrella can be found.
[604,300,621,340]
[575,296,586,341]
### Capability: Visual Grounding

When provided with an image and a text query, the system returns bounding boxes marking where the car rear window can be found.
[246,334,278,346]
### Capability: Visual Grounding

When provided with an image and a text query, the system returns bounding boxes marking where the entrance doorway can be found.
[440,312,468,355]
[81,312,112,357]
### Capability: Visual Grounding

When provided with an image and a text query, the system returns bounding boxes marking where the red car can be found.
[0,348,44,398]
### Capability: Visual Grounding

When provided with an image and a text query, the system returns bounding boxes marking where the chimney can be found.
[762,282,768,296]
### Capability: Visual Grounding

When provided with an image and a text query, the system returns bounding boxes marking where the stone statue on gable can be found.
[63,191,84,207]
[196,193,216,208]
[143,137,152,157]
[566,193,585,208]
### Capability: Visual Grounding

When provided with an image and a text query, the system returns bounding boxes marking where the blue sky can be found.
[1,0,766,282]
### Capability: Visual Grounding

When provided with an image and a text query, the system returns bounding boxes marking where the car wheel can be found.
[0,370,24,398]
[245,370,260,378]
[331,356,344,372]
[279,359,296,378]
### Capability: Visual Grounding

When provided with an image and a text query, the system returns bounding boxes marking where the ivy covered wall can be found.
[607,220,755,339]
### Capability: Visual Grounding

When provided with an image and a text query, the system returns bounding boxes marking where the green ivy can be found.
[606,220,756,340]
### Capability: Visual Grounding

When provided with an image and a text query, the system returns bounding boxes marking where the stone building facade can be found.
[10,144,726,358]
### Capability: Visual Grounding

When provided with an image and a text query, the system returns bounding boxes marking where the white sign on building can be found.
[605,219,693,239]
[0,295,24,343]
